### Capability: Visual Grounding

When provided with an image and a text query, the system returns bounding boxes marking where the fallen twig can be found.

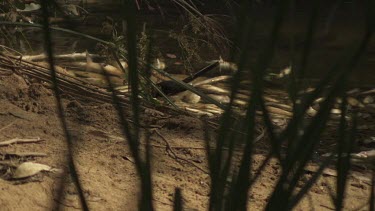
[193,75,232,87]
[0,120,16,133]
[20,52,102,62]
[0,151,47,158]
[0,137,44,147]
[152,129,209,174]
[149,128,265,175]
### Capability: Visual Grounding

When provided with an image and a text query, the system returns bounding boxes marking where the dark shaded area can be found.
[59,1,375,85]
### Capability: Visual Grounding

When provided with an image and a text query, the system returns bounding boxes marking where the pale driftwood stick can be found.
[206,94,230,104]
[0,138,44,147]
[263,96,280,103]
[237,89,252,97]
[205,108,225,115]
[22,67,119,104]
[192,75,231,87]
[20,52,102,62]
[256,106,293,118]
[185,107,214,117]
[266,106,293,117]
[357,88,375,96]
[0,152,47,157]
[265,102,293,112]
[233,99,248,107]
[2,55,129,105]
[234,93,250,101]
[196,84,230,95]
[0,54,219,120]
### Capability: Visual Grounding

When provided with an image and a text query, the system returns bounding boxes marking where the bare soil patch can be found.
[0,72,372,211]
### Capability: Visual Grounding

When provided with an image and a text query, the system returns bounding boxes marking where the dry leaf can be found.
[65,4,80,16]
[13,162,53,179]
[16,3,41,12]
[363,96,374,104]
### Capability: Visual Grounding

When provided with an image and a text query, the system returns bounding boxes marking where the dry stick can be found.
[4,59,181,123]
[1,55,115,95]
[150,129,265,176]
[357,88,375,96]
[25,71,119,104]
[3,57,129,106]
[191,76,293,118]
[152,129,209,174]
[266,102,293,111]
[150,144,208,150]
[3,52,238,120]
[192,75,232,87]
[21,62,116,97]
[0,152,47,157]
[196,84,231,95]
[0,120,16,133]
[266,106,293,117]
[254,127,266,144]
[0,44,23,58]
[20,52,102,62]
[151,129,266,168]
[3,54,236,120]
[25,70,120,104]
[0,138,44,146]
[185,107,215,117]
[1,53,274,137]
[0,67,13,75]
[206,120,265,137]
[1,55,193,117]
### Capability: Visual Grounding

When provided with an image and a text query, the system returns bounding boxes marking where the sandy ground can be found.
[0,73,373,211]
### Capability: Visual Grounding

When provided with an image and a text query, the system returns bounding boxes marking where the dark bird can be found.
[155,61,220,96]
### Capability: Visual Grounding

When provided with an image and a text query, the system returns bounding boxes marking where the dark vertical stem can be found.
[39,0,89,210]
[122,1,154,210]
[297,0,320,80]
[370,170,375,211]
[173,188,183,211]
